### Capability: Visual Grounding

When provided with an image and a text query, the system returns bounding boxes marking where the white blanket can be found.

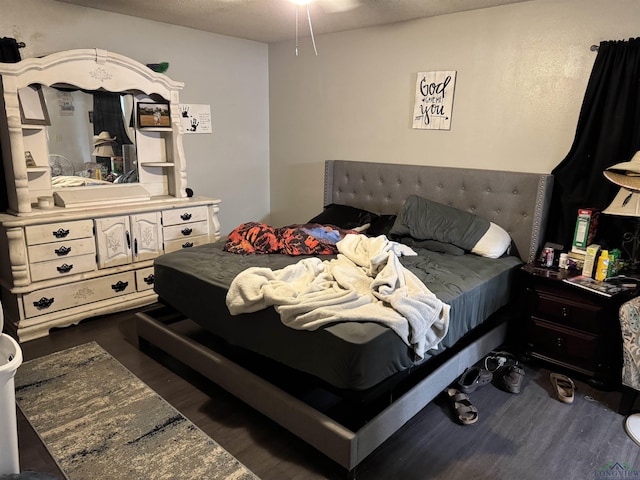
[226,234,450,359]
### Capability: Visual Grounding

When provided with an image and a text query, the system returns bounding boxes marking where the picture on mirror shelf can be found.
[137,101,170,128]
[18,85,50,125]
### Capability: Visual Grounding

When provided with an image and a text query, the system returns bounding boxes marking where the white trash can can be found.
[0,302,23,475]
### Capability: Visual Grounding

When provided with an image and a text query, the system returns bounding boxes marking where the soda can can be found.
[543,247,554,267]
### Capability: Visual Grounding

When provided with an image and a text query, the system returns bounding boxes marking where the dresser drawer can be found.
[163,221,209,242]
[30,253,97,282]
[23,271,136,317]
[162,206,209,226]
[28,237,96,263]
[25,219,94,245]
[527,288,604,333]
[164,235,209,253]
[135,267,155,291]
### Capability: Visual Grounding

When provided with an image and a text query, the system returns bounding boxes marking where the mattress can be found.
[153,241,522,391]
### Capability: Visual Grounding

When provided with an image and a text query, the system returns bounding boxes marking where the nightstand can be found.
[519,263,635,388]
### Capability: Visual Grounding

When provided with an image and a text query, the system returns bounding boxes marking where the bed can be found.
[136,159,553,476]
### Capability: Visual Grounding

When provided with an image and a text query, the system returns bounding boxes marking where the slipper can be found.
[457,366,493,394]
[550,373,575,404]
[446,388,478,425]
[500,365,525,394]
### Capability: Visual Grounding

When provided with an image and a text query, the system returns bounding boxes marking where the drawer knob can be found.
[181,227,193,236]
[182,242,194,249]
[180,213,192,221]
[52,228,70,239]
[33,297,54,310]
[555,336,564,348]
[111,280,129,292]
[56,263,74,274]
[54,246,72,256]
[143,274,155,285]
[561,307,570,318]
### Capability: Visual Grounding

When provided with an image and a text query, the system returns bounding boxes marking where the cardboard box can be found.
[572,208,600,252]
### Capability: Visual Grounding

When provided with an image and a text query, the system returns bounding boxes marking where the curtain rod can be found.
[17,41,25,48]
[591,44,599,51]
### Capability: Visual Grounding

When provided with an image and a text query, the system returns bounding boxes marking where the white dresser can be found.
[0,198,219,341]
[0,49,221,341]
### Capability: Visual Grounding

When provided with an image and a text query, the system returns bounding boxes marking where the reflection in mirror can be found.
[41,85,138,187]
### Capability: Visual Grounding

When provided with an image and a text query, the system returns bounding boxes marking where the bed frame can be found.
[136,160,553,477]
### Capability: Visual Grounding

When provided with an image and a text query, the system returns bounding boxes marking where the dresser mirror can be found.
[41,86,138,184]
[0,48,187,214]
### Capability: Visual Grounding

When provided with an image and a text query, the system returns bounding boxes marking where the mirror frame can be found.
[0,48,187,214]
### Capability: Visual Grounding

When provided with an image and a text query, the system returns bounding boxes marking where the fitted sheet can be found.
[153,240,521,391]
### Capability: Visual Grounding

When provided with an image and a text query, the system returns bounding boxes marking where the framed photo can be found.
[137,101,171,128]
[18,85,50,125]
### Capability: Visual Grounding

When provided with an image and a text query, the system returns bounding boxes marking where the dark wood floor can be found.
[12,307,640,480]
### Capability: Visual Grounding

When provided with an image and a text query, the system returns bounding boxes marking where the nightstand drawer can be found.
[527,288,603,333]
[528,317,598,364]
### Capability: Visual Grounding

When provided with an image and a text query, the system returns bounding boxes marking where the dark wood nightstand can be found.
[518,263,636,389]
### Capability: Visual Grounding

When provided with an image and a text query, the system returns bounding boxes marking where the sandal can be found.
[457,366,493,393]
[446,388,478,425]
[500,365,525,394]
[550,373,575,404]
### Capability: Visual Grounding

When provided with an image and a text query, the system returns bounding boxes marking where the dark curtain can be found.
[0,38,22,213]
[545,37,640,250]
[93,92,133,157]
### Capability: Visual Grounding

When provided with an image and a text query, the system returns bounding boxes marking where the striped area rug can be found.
[15,342,259,480]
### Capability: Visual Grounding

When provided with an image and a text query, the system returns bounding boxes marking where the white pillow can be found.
[471,222,511,259]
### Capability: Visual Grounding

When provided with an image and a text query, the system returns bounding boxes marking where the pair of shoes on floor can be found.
[550,372,575,403]
[484,350,525,394]
[457,365,493,394]
[446,388,478,425]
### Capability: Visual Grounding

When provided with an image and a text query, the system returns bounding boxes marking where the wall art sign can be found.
[179,104,212,134]
[412,71,457,130]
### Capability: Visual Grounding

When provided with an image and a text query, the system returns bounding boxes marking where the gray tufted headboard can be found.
[324,160,554,263]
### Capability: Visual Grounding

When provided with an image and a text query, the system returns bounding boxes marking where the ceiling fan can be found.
[291,0,362,55]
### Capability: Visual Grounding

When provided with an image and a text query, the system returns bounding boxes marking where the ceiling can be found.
[55,0,534,44]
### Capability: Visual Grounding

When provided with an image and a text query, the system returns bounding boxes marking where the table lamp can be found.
[603,151,640,270]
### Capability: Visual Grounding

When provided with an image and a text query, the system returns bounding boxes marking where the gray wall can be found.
[4,0,640,234]
[268,0,640,226]
[1,0,270,236]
